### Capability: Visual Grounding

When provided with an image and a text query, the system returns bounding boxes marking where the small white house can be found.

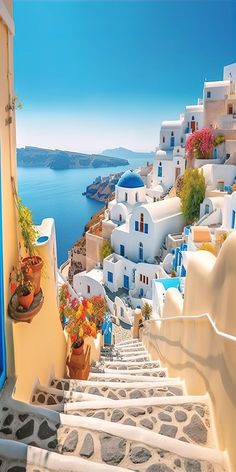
[152,149,185,190]
[202,164,236,191]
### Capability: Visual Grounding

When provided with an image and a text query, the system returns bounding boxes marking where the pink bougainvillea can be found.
[186,127,214,164]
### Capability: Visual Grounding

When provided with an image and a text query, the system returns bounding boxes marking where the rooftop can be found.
[117,170,144,189]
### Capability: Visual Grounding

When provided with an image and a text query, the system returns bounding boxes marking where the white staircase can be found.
[0,338,229,471]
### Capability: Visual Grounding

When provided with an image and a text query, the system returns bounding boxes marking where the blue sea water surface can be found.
[18,155,149,266]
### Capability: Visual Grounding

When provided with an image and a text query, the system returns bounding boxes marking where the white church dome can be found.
[156,149,167,159]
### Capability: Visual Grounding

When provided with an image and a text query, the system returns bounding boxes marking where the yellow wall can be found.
[0,4,67,401]
[13,226,67,401]
[0,9,18,378]
[142,232,236,470]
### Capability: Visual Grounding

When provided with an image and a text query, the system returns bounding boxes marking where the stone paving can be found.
[0,337,227,471]
[69,402,211,446]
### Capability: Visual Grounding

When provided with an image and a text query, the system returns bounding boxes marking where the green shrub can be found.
[100,239,113,261]
[180,169,206,224]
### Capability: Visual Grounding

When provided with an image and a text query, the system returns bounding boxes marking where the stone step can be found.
[0,439,131,472]
[51,414,227,472]
[88,372,183,384]
[93,367,167,377]
[41,380,186,403]
[100,354,150,362]
[113,343,145,352]
[115,339,141,346]
[64,396,214,447]
[0,403,226,472]
[99,361,161,370]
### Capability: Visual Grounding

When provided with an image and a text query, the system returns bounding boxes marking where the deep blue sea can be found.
[18,155,149,266]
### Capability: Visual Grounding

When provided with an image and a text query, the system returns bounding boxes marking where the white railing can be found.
[146,312,236,343]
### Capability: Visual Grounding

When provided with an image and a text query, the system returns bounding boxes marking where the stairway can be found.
[0,338,229,471]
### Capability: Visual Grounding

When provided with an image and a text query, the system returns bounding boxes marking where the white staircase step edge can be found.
[0,440,131,472]
[89,372,181,383]
[65,393,210,412]
[59,413,227,467]
[101,354,150,362]
[101,359,160,367]
[52,378,183,390]
[115,339,141,346]
[102,367,167,375]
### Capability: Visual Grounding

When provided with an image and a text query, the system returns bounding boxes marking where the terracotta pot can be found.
[72,339,84,355]
[22,256,43,295]
[17,290,34,310]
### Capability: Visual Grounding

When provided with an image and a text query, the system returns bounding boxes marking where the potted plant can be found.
[59,285,97,354]
[10,267,35,310]
[16,197,43,295]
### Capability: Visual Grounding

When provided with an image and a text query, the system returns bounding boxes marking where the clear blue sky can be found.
[14,0,236,153]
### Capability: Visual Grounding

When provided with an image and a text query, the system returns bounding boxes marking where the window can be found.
[154,197,156,202]
[162,136,165,143]
[87,285,90,294]
[124,275,129,289]
[205,204,210,214]
[143,275,146,284]
[139,242,144,261]
[120,307,124,317]
[120,244,125,257]
[177,148,179,153]
[171,131,174,137]
[177,161,179,165]
[135,220,139,231]
[125,192,128,202]
[158,165,163,177]
[144,223,148,234]
[140,288,144,297]
[146,277,149,285]
[140,213,144,232]
[207,91,211,99]
[192,115,195,121]
[140,274,142,282]
[181,137,184,144]
[107,271,113,283]
[228,104,233,115]
[119,214,122,222]
[135,192,138,202]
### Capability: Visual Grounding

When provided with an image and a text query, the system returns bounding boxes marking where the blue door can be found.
[232,210,236,229]
[120,244,125,257]
[0,148,6,389]
[170,136,175,147]
[103,320,112,345]
[124,275,129,289]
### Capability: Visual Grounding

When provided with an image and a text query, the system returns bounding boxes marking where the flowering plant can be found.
[9,266,34,297]
[88,295,107,328]
[186,127,214,164]
[59,284,97,348]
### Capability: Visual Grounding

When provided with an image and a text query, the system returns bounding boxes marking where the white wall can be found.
[202,164,236,190]
[204,83,230,102]
[159,124,182,150]
[153,155,185,189]
[224,63,236,82]
[73,273,105,298]
[116,185,146,205]
[222,192,236,229]
[103,255,123,292]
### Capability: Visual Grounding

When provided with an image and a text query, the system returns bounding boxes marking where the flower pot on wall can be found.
[17,290,34,310]
[22,256,43,295]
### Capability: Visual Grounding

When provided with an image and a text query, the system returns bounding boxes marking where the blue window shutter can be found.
[108,271,113,283]
[135,221,139,231]
[145,223,148,234]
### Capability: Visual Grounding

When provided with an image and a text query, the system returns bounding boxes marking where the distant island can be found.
[102,147,155,162]
[17,146,129,169]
